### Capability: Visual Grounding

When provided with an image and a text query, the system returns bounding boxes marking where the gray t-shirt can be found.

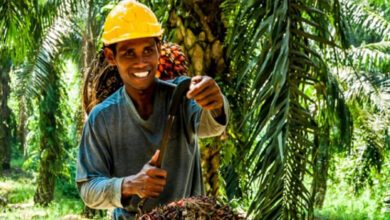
[76,77,229,219]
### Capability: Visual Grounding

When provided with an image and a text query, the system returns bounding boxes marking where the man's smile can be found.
[132,71,150,78]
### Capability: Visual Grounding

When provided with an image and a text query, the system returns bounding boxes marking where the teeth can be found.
[134,71,149,77]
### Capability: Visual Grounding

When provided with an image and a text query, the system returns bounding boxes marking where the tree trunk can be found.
[34,72,62,206]
[167,0,228,198]
[0,58,12,172]
[34,152,57,205]
[17,97,27,155]
[200,138,222,197]
[311,131,330,208]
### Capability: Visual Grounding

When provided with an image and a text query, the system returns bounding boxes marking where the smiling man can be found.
[76,0,229,219]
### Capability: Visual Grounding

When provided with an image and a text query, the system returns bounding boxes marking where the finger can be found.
[141,184,164,198]
[191,85,220,102]
[145,175,167,186]
[190,75,202,84]
[146,191,161,198]
[149,150,160,166]
[140,190,161,198]
[195,92,223,107]
[187,76,212,98]
[146,168,167,179]
[145,184,165,193]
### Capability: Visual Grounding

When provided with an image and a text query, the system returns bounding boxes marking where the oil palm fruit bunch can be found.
[139,196,243,219]
[157,42,188,80]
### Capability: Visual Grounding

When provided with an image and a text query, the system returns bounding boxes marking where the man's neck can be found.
[125,83,156,120]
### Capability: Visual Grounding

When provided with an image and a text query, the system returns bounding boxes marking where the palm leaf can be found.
[226,0,352,218]
[24,1,74,98]
[341,0,390,40]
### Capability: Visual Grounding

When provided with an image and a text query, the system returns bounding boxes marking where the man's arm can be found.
[76,113,125,209]
[76,115,167,209]
[78,177,124,209]
[186,75,229,138]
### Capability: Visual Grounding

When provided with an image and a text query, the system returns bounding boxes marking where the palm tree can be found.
[0,0,110,206]
[0,0,40,172]
[146,0,230,198]
[334,0,390,195]
[143,0,356,218]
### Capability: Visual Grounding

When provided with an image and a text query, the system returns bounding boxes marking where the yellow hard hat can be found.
[102,0,163,45]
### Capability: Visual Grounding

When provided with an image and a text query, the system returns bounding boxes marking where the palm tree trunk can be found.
[0,59,12,171]
[200,138,222,196]
[33,73,62,206]
[34,151,57,205]
[17,97,27,154]
[167,0,228,198]
[311,130,330,208]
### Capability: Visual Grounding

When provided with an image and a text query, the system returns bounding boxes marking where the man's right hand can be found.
[121,150,167,199]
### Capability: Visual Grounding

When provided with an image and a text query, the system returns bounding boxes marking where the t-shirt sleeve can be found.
[76,112,124,209]
[197,95,229,138]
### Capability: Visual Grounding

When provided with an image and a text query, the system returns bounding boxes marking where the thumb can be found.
[191,75,202,84]
[149,150,160,166]
[187,76,202,98]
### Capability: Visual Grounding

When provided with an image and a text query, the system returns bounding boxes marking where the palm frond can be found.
[341,0,390,40]
[24,1,74,98]
[339,67,390,115]
[360,41,390,52]
[227,0,351,218]
[0,1,32,61]
[345,45,390,73]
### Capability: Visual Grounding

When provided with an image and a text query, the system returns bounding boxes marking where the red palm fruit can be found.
[156,70,161,78]
[165,62,172,69]
[159,58,165,64]
[178,56,185,62]
[177,200,184,206]
[158,65,164,72]
[174,65,180,72]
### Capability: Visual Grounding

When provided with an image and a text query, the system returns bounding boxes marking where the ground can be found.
[0,168,89,220]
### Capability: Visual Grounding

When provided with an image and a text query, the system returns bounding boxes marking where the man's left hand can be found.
[186,76,224,116]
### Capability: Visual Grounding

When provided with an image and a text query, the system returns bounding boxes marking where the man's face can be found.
[105,37,160,92]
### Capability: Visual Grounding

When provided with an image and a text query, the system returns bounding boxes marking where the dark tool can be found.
[137,78,191,216]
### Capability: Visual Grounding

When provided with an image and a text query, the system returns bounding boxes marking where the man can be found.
[76,0,229,219]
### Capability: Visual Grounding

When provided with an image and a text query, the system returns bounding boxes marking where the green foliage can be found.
[315,154,390,220]
[0,171,84,219]
[223,0,353,218]
[1,0,390,218]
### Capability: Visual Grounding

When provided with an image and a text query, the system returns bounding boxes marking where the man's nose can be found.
[133,56,148,68]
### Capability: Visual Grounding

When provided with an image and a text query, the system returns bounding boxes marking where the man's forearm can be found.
[78,177,124,209]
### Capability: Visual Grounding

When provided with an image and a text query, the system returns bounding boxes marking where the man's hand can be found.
[122,150,167,199]
[186,76,224,115]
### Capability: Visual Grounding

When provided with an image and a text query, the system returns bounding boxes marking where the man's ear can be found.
[103,47,117,66]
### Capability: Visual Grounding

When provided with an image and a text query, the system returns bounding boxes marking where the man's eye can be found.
[144,48,153,54]
[125,51,135,56]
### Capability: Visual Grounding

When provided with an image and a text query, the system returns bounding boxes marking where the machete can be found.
[137,77,191,216]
